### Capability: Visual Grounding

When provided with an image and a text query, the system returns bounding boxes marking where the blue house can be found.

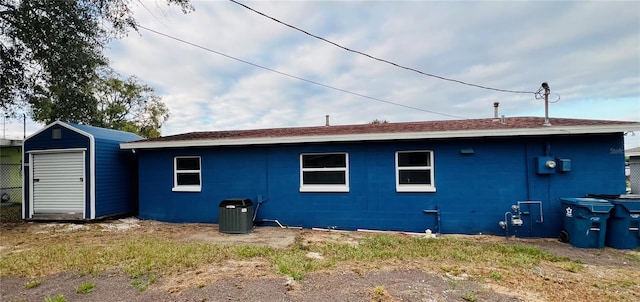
[120,117,639,238]
[23,121,142,220]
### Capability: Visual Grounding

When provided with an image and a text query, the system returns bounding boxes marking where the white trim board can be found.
[27,148,88,154]
[23,121,96,219]
[121,124,639,150]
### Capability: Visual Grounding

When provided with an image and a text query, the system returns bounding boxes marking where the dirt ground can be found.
[1,218,639,302]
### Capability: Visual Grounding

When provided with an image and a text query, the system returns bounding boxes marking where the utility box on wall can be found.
[536,156,556,174]
[557,159,571,172]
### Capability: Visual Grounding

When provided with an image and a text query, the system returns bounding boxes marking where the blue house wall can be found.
[71,124,141,218]
[23,122,141,220]
[93,139,139,217]
[136,133,626,238]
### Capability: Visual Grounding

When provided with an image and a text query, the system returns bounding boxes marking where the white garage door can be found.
[32,152,85,215]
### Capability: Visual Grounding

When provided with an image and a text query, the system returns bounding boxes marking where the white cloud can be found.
[6,1,639,149]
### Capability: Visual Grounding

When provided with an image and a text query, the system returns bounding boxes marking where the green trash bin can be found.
[558,198,614,248]
[219,198,254,234]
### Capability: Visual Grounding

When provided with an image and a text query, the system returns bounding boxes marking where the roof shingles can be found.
[140,117,639,143]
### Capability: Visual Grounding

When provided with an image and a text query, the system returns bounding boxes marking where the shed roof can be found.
[26,121,143,143]
[120,116,640,149]
[67,122,142,142]
[626,147,640,157]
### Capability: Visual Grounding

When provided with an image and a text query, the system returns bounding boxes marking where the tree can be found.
[93,74,169,138]
[370,119,389,124]
[1,0,107,119]
[0,0,191,122]
[31,69,170,138]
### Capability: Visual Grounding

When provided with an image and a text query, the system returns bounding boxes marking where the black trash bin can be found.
[219,198,254,234]
[558,197,613,248]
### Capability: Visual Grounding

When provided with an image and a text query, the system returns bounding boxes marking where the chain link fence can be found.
[629,159,640,194]
[1,163,22,203]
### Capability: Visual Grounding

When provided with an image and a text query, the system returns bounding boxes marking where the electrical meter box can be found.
[536,156,556,174]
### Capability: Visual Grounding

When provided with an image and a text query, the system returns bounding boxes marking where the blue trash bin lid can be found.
[585,194,640,213]
[558,197,614,213]
[607,199,640,213]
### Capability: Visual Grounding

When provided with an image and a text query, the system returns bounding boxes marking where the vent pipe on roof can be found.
[325,115,330,126]
[493,102,500,121]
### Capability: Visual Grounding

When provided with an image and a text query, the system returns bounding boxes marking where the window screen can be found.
[396,151,435,192]
[300,153,349,192]
[174,156,201,192]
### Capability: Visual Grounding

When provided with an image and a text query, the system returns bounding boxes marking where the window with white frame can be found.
[173,156,201,192]
[300,153,349,192]
[395,150,435,192]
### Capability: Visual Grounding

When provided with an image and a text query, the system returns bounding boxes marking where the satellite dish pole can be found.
[541,82,551,126]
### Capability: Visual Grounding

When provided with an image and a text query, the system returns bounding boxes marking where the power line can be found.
[229,0,536,95]
[136,25,466,119]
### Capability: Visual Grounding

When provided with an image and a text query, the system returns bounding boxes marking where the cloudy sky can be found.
[4,1,640,147]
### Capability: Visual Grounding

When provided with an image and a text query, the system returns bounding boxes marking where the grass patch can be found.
[592,282,609,289]
[273,253,311,280]
[76,282,95,294]
[0,232,573,282]
[624,252,640,262]
[593,279,637,290]
[270,234,571,280]
[44,295,65,302]
[315,235,567,269]
[462,292,477,302]
[370,285,391,302]
[566,262,585,273]
[484,243,569,265]
[489,271,502,280]
[440,265,465,276]
[614,279,637,288]
[129,274,158,292]
[0,236,274,278]
[24,279,41,289]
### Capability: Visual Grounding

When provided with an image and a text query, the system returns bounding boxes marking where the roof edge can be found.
[24,121,95,143]
[120,123,639,149]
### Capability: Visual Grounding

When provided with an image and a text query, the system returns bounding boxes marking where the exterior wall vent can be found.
[460,148,474,155]
[52,128,62,139]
